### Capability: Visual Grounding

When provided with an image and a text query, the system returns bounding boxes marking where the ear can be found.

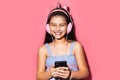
[46,24,50,34]
[67,23,72,34]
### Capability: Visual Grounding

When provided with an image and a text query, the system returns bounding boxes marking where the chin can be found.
[55,35,66,40]
[55,37,63,40]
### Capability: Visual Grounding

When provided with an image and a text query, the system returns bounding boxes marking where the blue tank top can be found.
[45,42,78,72]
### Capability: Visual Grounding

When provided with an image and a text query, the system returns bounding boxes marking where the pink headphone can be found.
[46,3,73,34]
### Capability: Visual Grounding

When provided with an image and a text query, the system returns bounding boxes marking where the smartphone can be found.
[55,61,67,68]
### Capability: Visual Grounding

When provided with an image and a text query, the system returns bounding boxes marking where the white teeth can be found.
[54,32,61,35]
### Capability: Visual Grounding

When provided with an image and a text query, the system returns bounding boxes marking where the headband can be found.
[47,3,73,24]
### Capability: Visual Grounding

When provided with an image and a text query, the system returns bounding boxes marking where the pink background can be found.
[0,0,120,80]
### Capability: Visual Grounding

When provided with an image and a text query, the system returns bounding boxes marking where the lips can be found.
[54,32,62,36]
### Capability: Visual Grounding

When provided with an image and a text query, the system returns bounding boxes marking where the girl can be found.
[36,4,89,80]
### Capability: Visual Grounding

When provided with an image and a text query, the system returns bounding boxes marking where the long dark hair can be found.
[44,8,76,43]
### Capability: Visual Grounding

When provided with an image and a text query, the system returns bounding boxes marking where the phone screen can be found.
[55,61,67,68]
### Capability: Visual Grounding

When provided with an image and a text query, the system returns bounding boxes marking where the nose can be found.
[56,25,60,31]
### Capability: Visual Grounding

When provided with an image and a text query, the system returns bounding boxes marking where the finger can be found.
[57,73,68,78]
[51,71,59,77]
[50,67,60,76]
[61,67,69,69]
[53,68,70,78]
[58,70,69,75]
[61,67,69,71]
[59,69,67,73]
[59,75,68,78]
[58,70,70,78]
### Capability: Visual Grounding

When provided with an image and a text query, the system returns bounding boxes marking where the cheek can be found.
[50,26,55,31]
[61,27,67,31]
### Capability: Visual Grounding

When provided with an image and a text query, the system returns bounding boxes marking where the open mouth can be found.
[54,32,62,36]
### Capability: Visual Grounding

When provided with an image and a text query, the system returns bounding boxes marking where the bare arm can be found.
[70,41,89,79]
[36,45,52,80]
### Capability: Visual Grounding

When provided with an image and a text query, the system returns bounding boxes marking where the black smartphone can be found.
[55,61,67,68]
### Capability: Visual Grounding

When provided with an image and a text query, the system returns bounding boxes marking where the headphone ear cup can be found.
[67,23,72,34]
[46,24,50,34]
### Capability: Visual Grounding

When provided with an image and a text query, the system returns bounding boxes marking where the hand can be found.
[56,67,71,79]
[49,66,71,79]
[49,66,61,78]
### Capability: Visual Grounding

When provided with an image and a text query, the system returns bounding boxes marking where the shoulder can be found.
[38,44,48,56]
[73,41,83,49]
[73,41,84,55]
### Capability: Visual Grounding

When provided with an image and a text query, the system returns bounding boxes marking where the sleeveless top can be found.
[45,42,78,80]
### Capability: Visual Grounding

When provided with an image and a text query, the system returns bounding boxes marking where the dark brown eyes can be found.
[50,23,66,27]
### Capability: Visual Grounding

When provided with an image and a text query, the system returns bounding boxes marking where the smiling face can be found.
[49,15,68,40]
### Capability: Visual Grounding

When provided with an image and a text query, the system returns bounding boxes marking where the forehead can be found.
[50,15,67,23]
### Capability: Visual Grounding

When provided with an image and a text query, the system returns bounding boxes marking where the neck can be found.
[53,37,68,56]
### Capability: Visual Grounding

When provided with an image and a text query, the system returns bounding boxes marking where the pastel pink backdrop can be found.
[0,0,120,80]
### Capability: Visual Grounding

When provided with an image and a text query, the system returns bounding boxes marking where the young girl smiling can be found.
[36,4,89,80]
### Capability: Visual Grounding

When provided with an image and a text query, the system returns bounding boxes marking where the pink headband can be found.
[47,5,73,24]
[48,9,70,18]
[47,2,71,19]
